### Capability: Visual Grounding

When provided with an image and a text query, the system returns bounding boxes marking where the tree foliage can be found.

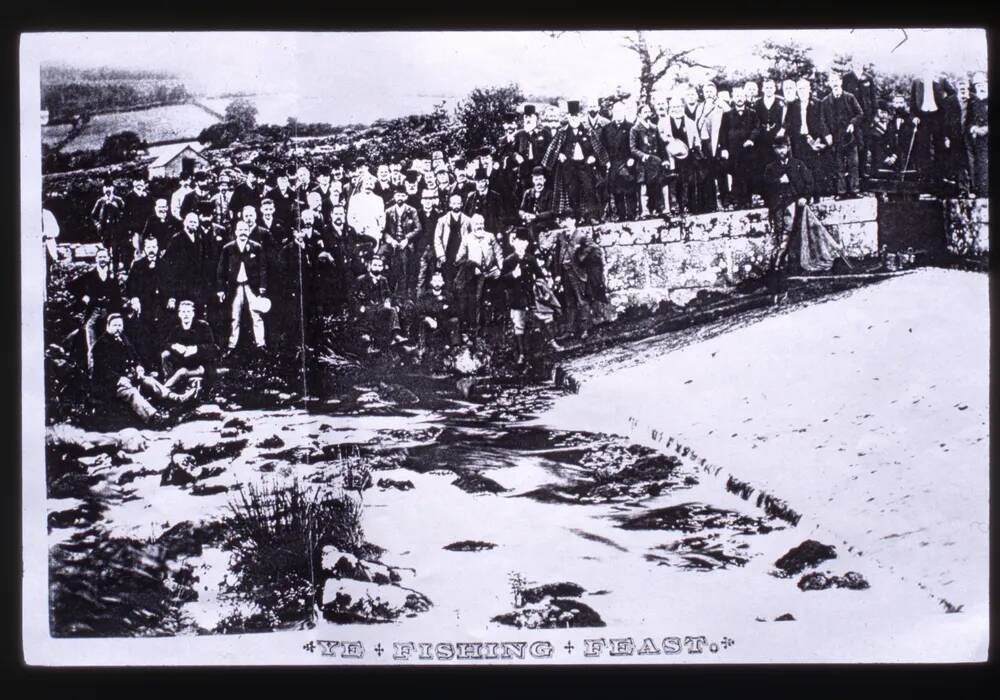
[755,40,817,83]
[455,84,524,152]
[224,97,259,133]
[99,130,146,162]
[624,31,718,108]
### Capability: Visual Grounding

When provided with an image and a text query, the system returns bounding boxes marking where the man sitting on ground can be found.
[160,299,218,393]
[91,313,195,425]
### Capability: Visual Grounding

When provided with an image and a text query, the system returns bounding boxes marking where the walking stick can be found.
[899,120,919,184]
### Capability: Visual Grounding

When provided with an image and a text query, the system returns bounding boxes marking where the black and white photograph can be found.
[19,28,989,665]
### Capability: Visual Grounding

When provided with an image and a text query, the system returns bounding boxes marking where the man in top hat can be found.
[820,72,865,197]
[542,100,609,222]
[463,167,506,242]
[382,185,422,296]
[601,102,638,221]
[228,165,263,222]
[514,104,553,193]
[91,178,126,274]
[629,103,667,217]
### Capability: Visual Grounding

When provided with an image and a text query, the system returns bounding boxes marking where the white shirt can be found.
[236,243,248,283]
[800,100,809,136]
[920,74,939,112]
[347,192,387,242]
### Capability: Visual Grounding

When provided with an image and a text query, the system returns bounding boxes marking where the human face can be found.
[301,210,315,228]
[958,81,970,101]
[296,167,310,184]
[638,104,652,122]
[797,82,811,101]
[471,217,485,234]
[317,174,330,188]
[261,202,275,218]
[332,166,344,180]
[332,206,346,226]
[475,179,488,194]
[685,87,699,105]
[133,180,147,194]
[307,192,322,211]
[668,101,684,119]
[449,195,463,212]
[974,81,988,99]
[362,177,375,193]
[523,114,538,131]
[455,169,467,183]
[377,165,390,183]
[393,191,407,206]
[242,206,257,226]
[783,81,797,101]
[178,304,194,327]
[277,175,290,190]
[762,81,776,99]
[436,172,450,188]
[369,258,384,276]
[421,197,436,214]
[95,250,110,268]
[892,96,908,114]
[235,222,250,245]
[430,274,444,292]
[155,200,168,217]
[512,237,529,257]
[733,88,746,107]
[829,74,843,94]
[107,317,124,336]
[532,174,546,190]
[144,238,158,261]
[744,82,758,98]
[774,143,790,161]
[184,213,200,233]
[703,85,717,102]
[405,180,419,195]
[567,114,582,128]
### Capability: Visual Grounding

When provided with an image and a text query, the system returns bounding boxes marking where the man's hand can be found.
[167,298,176,310]
[383,299,392,309]
[776,128,786,138]
[425,317,438,330]
[514,153,524,164]
[779,174,790,184]
[912,116,921,126]
[217,292,225,302]
[944,137,951,149]
[796,197,808,207]
[720,149,729,159]
[400,239,409,250]
[586,155,596,165]
[130,297,141,314]
[171,343,185,354]
[558,153,567,163]
[846,124,854,134]
[826,135,834,146]
[359,305,366,314]
[318,252,333,262]
[523,213,535,222]
[82,295,91,306]
[627,158,635,167]
[512,265,522,278]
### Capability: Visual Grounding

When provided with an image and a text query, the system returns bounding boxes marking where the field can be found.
[52,103,219,153]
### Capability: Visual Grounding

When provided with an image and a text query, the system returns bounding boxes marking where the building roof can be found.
[145,141,207,168]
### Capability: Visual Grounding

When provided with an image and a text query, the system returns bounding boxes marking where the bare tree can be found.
[623,31,719,107]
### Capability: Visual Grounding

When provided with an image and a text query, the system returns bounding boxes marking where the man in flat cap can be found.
[542,100,609,222]
[121,177,152,274]
[514,104,553,195]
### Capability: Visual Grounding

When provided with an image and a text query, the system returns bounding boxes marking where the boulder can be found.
[492,598,605,629]
[321,546,401,584]
[321,579,431,623]
[774,540,837,577]
[160,461,197,487]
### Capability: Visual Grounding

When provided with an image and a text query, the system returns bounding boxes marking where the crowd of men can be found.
[57,66,988,424]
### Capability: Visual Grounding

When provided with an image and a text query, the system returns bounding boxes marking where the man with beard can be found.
[121,177,152,272]
[697,82,729,210]
[217,220,268,353]
[304,191,331,238]
[787,79,831,200]
[353,256,407,353]
[514,104,553,194]
[519,166,557,240]
[663,98,702,215]
[91,178,125,275]
[454,214,504,338]
[433,166,454,209]
[481,147,516,222]
[180,171,214,221]
[744,80,760,105]
[70,247,124,372]
[763,135,815,291]
[382,186,422,297]
[602,102,638,221]
[435,193,473,290]
[264,169,296,227]
[719,86,759,209]
[91,313,194,425]
[164,212,215,319]
[629,103,667,216]
[821,72,865,197]
[160,299,217,393]
[868,101,903,176]
[142,198,175,251]
[228,165,263,223]
[328,202,369,280]
[751,79,786,196]
[842,61,878,175]
[502,229,562,364]
[348,175,388,250]
[124,235,167,368]
[463,167,506,241]
[885,93,917,178]
[403,169,424,210]
[968,73,989,197]
[909,72,956,187]
[542,100,609,222]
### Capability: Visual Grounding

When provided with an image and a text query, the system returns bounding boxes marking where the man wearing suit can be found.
[259,198,289,249]
[663,98,702,214]
[142,198,175,251]
[968,73,989,197]
[910,73,956,186]
[821,72,865,197]
[514,105,553,194]
[382,187,422,296]
[787,79,832,199]
[124,235,167,369]
[91,178,125,275]
[435,194,473,289]
[228,166,263,223]
[751,79,786,197]
[264,170,296,228]
[160,300,218,392]
[70,247,124,372]
[695,83,728,211]
[463,168,506,240]
[947,78,975,196]
[763,136,814,289]
[519,166,557,239]
[719,86,759,209]
[629,103,666,216]
[163,212,216,318]
[601,102,637,221]
[447,159,476,207]
[217,220,268,351]
[179,171,213,221]
[842,62,878,175]
[372,164,395,208]
[121,178,152,272]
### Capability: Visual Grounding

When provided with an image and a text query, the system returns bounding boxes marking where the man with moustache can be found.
[718,86,759,210]
[142,198,175,251]
[629,103,667,216]
[694,83,726,212]
[382,186,422,297]
[842,60,878,175]
[70,247,124,372]
[292,165,313,213]
[91,178,125,275]
[543,100,609,222]
[259,197,289,249]
[519,166,557,239]
[663,98,702,214]
[602,102,638,221]
[264,169,296,227]
[228,165,263,223]
[463,167,506,241]
[125,235,167,368]
[121,177,152,271]
[160,299,218,393]
[372,164,395,207]
[179,171,214,221]
[170,171,193,223]
[821,72,865,197]
[751,79,786,196]
[164,212,216,319]
[348,175,388,250]
[413,188,441,295]
[447,158,477,206]
[211,174,235,228]
[217,220,268,352]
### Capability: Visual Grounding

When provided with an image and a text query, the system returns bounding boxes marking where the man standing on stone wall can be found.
[821,72,865,198]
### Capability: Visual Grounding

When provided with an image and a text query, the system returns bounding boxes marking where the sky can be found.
[29,29,987,101]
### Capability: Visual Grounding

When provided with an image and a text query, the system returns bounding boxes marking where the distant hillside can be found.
[40,63,190,123]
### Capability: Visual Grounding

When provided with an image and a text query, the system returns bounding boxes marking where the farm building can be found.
[145,141,209,179]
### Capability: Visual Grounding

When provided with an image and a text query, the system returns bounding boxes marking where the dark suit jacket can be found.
[763,157,814,210]
[820,91,864,145]
[842,72,878,121]
[164,231,215,305]
[383,203,421,246]
[752,97,786,146]
[91,332,140,392]
[463,190,505,234]
[142,215,175,250]
[122,192,153,234]
[719,107,759,156]
[786,99,831,160]
[124,256,165,319]
[216,240,267,295]
[70,268,122,313]
[228,183,262,220]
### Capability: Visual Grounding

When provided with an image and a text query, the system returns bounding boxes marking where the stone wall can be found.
[539,196,880,314]
[943,198,989,257]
